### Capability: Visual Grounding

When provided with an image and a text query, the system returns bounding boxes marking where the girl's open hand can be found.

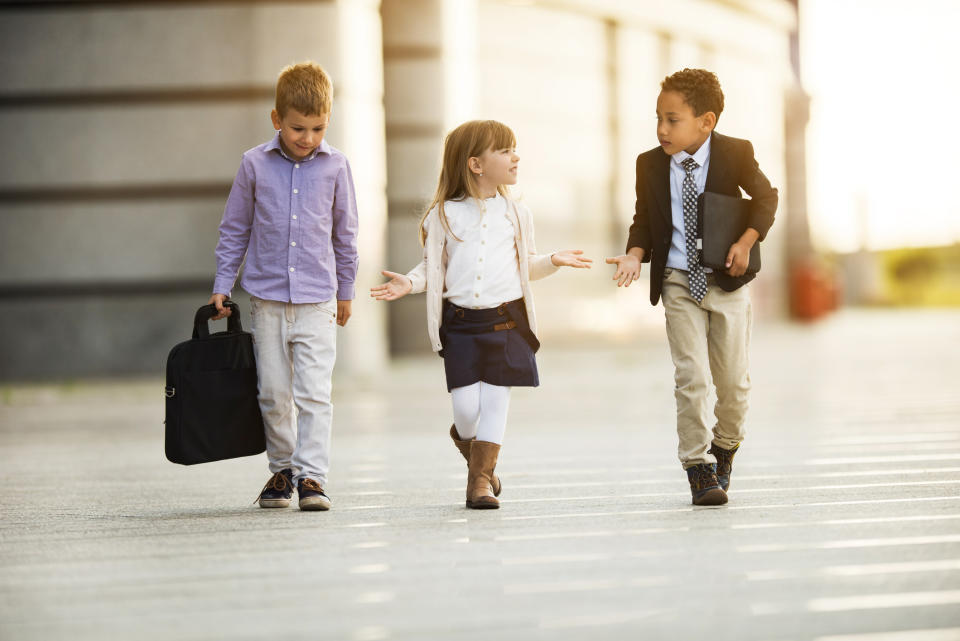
[370,270,413,301]
[551,250,593,269]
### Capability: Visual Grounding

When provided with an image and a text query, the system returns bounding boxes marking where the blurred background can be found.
[0,0,957,382]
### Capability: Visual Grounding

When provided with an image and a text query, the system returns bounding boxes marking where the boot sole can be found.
[692,488,728,506]
[465,499,499,509]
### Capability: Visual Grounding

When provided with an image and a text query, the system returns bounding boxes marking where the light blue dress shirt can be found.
[667,136,712,272]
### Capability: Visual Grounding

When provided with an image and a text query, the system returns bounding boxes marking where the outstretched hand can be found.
[550,250,593,269]
[605,253,642,287]
[370,270,413,301]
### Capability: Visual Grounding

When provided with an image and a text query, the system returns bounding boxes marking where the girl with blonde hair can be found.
[371,120,591,509]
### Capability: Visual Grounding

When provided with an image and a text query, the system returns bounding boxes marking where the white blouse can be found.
[442,194,523,308]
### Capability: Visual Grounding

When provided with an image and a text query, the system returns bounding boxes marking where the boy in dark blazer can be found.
[607,68,778,506]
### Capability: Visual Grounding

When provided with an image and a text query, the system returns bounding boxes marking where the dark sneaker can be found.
[298,478,331,511]
[256,469,294,508]
[709,443,740,492]
[686,463,728,506]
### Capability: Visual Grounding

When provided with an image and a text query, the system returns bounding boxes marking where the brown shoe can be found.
[686,463,728,506]
[449,425,501,497]
[466,440,501,509]
[709,443,740,492]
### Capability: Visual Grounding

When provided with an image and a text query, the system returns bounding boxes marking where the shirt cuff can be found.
[212,277,234,298]
[337,282,356,301]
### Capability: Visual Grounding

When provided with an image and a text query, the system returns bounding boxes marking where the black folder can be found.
[697,191,761,274]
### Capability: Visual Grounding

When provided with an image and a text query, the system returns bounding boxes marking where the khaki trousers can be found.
[661,268,752,469]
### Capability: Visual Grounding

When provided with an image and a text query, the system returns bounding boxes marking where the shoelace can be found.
[690,465,717,490]
[711,447,737,476]
[253,471,292,503]
[299,478,326,495]
[713,452,731,475]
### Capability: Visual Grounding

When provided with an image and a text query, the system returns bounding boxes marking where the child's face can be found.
[473,146,520,187]
[270,108,330,160]
[656,90,714,156]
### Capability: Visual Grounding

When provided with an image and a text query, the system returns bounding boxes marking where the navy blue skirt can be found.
[439,298,540,392]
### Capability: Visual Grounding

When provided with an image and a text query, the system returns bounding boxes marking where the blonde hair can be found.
[276,61,332,117]
[419,120,517,245]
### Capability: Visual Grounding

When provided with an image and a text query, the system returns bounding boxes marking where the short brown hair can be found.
[276,61,332,117]
[661,68,724,122]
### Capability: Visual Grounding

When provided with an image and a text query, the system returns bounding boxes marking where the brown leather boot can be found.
[686,463,728,506]
[466,440,501,509]
[708,442,740,492]
[449,425,501,496]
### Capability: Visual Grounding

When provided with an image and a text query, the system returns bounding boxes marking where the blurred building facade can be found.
[0,0,797,380]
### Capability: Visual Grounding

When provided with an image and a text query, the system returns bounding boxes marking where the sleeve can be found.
[739,141,778,242]
[404,209,433,294]
[625,154,653,261]
[213,158,255,296]
[331,158,361,300]
[522,203,561,281]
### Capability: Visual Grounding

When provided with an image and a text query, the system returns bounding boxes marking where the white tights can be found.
[450,382,511,445]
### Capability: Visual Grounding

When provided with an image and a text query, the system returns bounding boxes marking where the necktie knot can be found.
[681,157,699,174]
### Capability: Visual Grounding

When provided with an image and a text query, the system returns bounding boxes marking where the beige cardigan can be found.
[405,198,559,352]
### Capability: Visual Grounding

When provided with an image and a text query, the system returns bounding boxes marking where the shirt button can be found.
[474,293,479,298]
[481,240,485,245]
[291,242,296,247]
[295,164,300,169]
[479,258,483,262]
[477,275,481,280]
[292,215,298,220]
[289,267,295,272]
[482,224,487,228]
[293,189,299,194]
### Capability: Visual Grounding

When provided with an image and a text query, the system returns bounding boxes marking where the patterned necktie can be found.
[680,157,707,303]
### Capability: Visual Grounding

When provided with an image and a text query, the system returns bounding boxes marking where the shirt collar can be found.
[264,132,331,162]
[671,134,711,169]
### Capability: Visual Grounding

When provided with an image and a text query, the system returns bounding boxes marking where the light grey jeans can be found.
[250,296,338,486]
[661,269,752,469]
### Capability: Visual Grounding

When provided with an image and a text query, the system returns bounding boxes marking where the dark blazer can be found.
[626,131,778,306]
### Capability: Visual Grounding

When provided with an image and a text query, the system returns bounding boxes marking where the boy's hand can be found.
[208,293,231,320]
[725,228,760,277]
[605,250,643,287]
[370,270,413,301]
[551,250,593,268]
[337,300,352,327]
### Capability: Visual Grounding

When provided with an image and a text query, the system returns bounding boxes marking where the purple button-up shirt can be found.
[213,134,359,303]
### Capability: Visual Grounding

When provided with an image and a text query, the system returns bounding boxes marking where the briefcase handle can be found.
[192,302,243,339]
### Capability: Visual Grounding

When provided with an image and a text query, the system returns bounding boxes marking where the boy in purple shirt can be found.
[209,61,359,511]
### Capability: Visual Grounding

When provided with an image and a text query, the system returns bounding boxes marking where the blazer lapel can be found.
[649,151,672,228]
[705,131,733,194]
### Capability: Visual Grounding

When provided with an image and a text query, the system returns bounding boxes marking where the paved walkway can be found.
[2,309,960,641]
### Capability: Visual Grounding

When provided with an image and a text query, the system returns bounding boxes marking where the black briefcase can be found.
[164,302,266,465]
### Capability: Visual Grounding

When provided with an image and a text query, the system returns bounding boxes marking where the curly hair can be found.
[661,69,724,121]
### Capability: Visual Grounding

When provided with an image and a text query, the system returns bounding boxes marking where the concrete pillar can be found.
[0,0,388,380]
[381,0,479,354]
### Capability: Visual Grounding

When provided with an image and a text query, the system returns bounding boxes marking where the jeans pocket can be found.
[311,300,337,319]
